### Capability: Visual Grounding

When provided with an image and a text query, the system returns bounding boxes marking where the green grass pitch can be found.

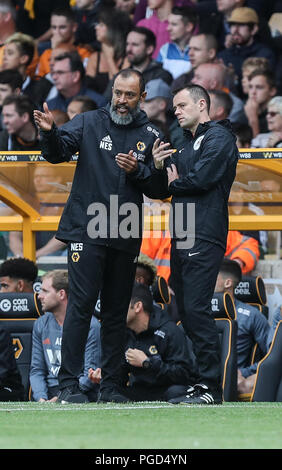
[0,401,282,450]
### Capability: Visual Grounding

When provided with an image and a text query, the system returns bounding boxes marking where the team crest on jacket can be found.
[193,135,205,150]
[149,345,158,355]
[71,252,80,262]
[137,141,146,151]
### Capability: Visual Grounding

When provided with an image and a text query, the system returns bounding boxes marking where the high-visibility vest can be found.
[140,230,171,283]
[225,231,260,274]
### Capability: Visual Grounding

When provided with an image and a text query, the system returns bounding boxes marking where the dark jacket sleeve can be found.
[169,129,238,196]
[149,323,194,385]
[128,161,170,200]
[39,114,84,164]
[0,328,16,385]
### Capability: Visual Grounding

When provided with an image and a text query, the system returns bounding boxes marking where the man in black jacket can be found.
[89,282,196,401]
[153,83,239,404]
[34,68,169,404]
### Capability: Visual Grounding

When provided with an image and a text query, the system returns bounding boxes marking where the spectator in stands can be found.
[191,62,246,123]
[89,282,196,402]
[218,7,276,83]
[156,6,198,79]
[251,96,282,148]
[244,69,277,138]
[14,0,71,45]
[50,109,70,127]
[115,0,136,17]
[67,95,97,120]
[1,32,41,100]
[0,326,24,401]
[0,94,39,151]
[0,69,23,130]
[214,258,270,392]
[46,50,106,112]
[141,78,173,139]
[198,0,246,50]
[171,32,218,97]
[187,33,218,72]
[73,0,103,49]
[208,89,233,121]
[0,257,38,293]
[36,7,92,79]
[125,26,173,86]
[232,122,253,147]
[137,0,173,59]
[85,7,132,95]
[241,57,271,98]
[30,269,101,402]
[38,43,79,105]
[0,1,16,58]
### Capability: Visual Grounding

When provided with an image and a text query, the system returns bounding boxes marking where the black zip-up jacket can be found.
[168,120,239,250]
[0,327,24,396]
[39,105,168,254]
[121,306,195,389]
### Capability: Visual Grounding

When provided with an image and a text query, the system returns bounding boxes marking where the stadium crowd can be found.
[0,0,282,403]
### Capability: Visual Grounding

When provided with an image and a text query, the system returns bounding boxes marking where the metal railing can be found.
[0,149,282,261]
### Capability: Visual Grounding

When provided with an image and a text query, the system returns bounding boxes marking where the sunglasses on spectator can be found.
[267,111,280,117]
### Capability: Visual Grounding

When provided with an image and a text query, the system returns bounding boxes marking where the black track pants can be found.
[58,243,137,392]
[170,239,225,392]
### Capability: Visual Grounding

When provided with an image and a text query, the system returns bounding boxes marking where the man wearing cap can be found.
[141,78,174,139]
[218,7,276,82]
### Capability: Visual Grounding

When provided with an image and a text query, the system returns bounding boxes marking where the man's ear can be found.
[140,91,147,103]
[20,54,30,66]
[135,300,143,313]
[17,279,25,292]
[251,24,259,37]
[224,278,233,290]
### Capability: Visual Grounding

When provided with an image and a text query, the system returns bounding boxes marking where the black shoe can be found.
[57,384,89,404]
[98,388,130,403]
[169,384,222,405]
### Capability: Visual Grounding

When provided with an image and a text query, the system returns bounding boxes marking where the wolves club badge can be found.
[137,141,146,151]
[71,252,80,262]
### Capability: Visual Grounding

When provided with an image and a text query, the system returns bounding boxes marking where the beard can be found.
[110,101,141,125]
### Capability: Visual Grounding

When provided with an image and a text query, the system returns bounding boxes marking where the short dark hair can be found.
[0,69,23,90]
[130,282,153,314]
[171,6,198,26]
[114,68,145,95]
[0,258,38,283]
[209,89,233,116]
[54,51,85,80]
[248,69,276,89]
[219,258,242,286]
[173,83,211,112]
[129,26,156,50]
[232,123,253,147]
[2,94,36,122]
[70,95,97,112]
[51,7,75,22]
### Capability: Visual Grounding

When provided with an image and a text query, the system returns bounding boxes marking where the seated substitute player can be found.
[89,282,197,402]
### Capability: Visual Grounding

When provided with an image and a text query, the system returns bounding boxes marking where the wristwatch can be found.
[142,358,152,369]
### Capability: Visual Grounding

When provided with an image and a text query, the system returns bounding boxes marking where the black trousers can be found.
[121,384,190,402]
[58,243,137,392]
[170,239,225,392]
